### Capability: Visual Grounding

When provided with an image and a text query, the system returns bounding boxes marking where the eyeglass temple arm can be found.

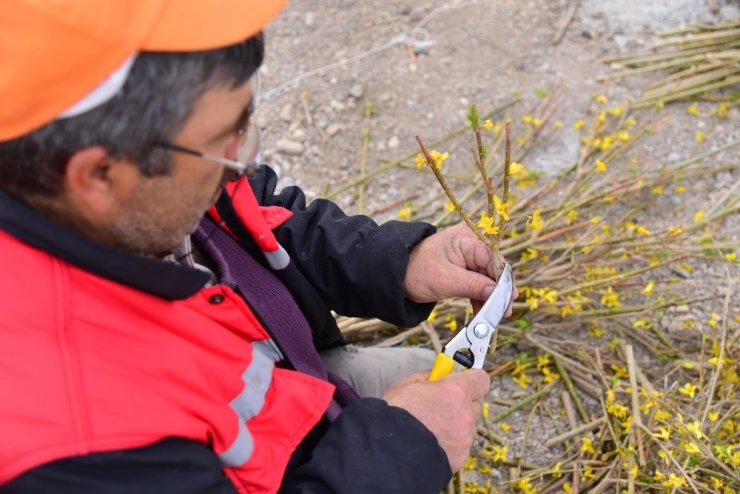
[157,142,249,174]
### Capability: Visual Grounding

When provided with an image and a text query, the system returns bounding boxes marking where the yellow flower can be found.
[686,421,705,439]
[694,209,705,223]
[444,314,458,332]
[476,211,500,235]
[516,477,535,494]
[695,130,705,143]
[654,426,671,440]
[607,402,628,418]
[588,326,606,338]
[426,309,437,322]
[562,482,572,494]
[684,442,701,454]
[526,209,544,231]
[651,185,663,195]
[494,195,510,221]
[595,159,607,173]
[609,105,624,117]
[509,161,525,175]
[708,312,720,330]
[574,119,585,131]
[717,101,729,119]
[600,286,620,308]
[675,185,686,193]
[492,445,508,463]
[581,437,595,454]
[686,103,700,117]
[443,201,455,212]
[522,114,534,124]
[482,402,489,419]
[669,226,684,236]
[678,382,698,398]
[520,248,539,263]
[616,130,630,142]
[481,119,494,129]
[398,207,412,220]
[463,457,477,471]
[656,101,665,110]
[565,209,578,225]
[726,252,737,262]
[513,372,533,390]
[708,411,719,422]
[663,474,687,488]
[525,297,539,311]
[501,422,512,432]
[429,150,449,169]
[657,449,670,465]
[595,95,608,104]
[415,153,426,170]
[637,282,656,298]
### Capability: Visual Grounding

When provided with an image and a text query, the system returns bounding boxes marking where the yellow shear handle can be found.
[428,353,455,381]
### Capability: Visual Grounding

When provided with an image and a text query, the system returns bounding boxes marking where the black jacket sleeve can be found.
[248,166,437,326]
[0,438,238,494]
[280,398,452,494]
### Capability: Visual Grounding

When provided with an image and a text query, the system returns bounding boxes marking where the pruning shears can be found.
[429,263,514,381]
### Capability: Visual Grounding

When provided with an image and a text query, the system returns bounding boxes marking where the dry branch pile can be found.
[330,77,738,493]
[602,19,740,109]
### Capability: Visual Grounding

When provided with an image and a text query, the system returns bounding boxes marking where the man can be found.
[0,1,514,493]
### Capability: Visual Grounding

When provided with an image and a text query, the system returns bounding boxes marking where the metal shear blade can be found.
[442,263,514,369]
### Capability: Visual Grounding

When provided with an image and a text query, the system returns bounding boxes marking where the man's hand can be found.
[403,223,518,312]
[382,369,490,472]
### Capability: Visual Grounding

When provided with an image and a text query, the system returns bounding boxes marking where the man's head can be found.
[0,0,284,256]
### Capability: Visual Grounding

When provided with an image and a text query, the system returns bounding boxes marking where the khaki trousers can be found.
[320,345,437,399]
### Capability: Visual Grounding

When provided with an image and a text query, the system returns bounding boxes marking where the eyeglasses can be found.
[155,71,262,178]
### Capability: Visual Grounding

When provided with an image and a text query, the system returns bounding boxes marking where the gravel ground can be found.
[257,0,739,486]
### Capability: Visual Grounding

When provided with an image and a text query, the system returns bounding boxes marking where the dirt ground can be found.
[257,0,738,490]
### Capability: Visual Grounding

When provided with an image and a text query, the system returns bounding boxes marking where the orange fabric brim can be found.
[0,0,285,141]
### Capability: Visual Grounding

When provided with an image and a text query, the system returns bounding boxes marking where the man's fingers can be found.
[447,369,490,401]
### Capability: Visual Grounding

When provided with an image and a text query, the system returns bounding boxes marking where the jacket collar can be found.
[0,189,210,300]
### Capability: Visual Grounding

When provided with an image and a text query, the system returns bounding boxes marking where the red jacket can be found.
[0,217,334,494]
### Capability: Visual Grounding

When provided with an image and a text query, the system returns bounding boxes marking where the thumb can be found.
[449,268,495,304]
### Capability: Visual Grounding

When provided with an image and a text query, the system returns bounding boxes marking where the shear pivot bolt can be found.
[473,323,490,338]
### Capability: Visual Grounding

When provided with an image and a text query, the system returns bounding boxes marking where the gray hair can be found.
[0,34,264,198]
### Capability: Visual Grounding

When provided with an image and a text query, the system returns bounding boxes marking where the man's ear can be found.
[63,146,138,214]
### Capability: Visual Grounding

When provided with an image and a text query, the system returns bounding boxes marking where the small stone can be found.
[275,139,305,156]
[326,123,343,137]
[279,104,292,122]
[409,6,424,23]
[408,63,418,73]
[292,128,307,141]
[387,135,400,149]
[330,100,346,111]
[349,83,364,99]
[304,11,315,27]
[254,114,269,129]
[614,35,628,50]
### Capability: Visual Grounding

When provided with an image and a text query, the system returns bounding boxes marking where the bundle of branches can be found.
[601,18,740,108]
[331,87,739,493]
